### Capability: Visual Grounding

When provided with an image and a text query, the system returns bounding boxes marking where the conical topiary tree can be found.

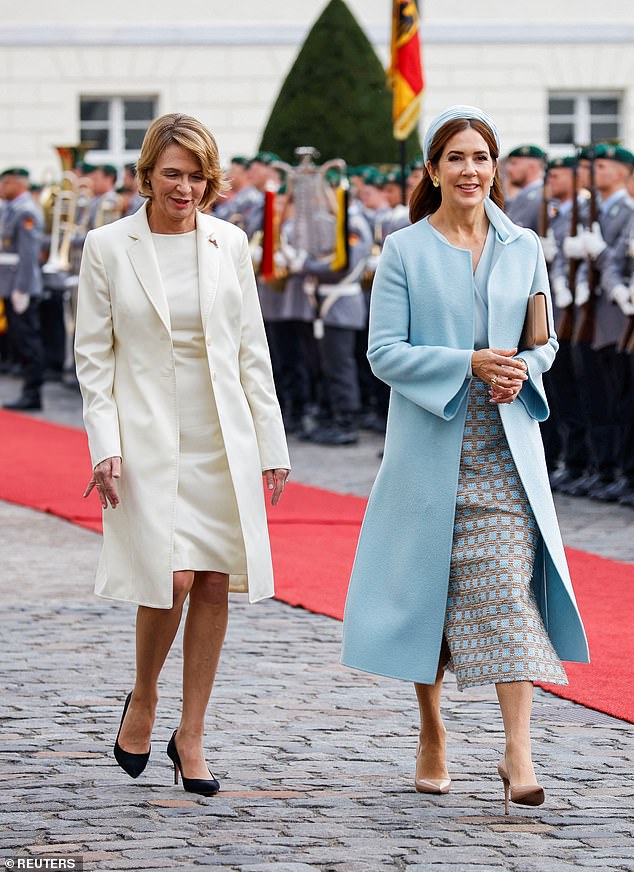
[259,0,421,165]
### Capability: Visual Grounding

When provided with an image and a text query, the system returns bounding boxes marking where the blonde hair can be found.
[136,113,229,212]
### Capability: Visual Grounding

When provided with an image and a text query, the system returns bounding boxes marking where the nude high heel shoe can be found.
[414,742,451,795]
[497,756,545,815]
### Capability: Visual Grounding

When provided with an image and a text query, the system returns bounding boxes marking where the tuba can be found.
[94,190,122,228]
[40,145,94,375]
[42,145,93,276]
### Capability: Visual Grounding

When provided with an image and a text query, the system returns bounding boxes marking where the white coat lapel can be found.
[196,213,221,329]
[126,204,171,333]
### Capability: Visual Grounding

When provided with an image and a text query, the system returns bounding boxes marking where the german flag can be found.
[389,1,424,141]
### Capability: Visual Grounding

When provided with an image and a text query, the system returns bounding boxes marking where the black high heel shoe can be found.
[166,730,220,796]
[113,692,151,779]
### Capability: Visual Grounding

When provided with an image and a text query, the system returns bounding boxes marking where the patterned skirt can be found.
[444,379,568,691]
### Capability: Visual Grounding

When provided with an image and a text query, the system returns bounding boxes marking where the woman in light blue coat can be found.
[341,107,589,814]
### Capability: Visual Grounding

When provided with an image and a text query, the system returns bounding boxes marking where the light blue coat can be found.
[341,199,590,685]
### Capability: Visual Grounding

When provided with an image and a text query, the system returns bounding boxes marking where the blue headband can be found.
[422,105,500,163]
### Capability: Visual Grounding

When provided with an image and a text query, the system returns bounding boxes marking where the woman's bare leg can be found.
[413,639,450,780]
[495,680,537,784]
[174,571,230,778]
[117,570,195,753]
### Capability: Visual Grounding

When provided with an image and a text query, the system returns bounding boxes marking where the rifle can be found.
[574,149,599,344]
[538,171,549,239]
[623,223,634,353]
[557,155,578,342]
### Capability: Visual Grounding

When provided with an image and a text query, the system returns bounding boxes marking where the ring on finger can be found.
[491,375,498,385]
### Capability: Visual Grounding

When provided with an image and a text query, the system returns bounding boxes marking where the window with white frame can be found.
[80,96,157,171]
[548,93,622,153]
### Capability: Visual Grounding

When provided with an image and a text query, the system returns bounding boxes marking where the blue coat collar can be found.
[484,197,523,245]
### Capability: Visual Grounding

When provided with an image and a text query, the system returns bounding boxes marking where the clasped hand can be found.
[471,348,528,405]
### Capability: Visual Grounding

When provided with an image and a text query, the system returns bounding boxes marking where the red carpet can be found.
[1,408,632,723]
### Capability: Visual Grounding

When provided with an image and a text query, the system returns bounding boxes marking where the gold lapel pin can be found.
[208,235,218,248]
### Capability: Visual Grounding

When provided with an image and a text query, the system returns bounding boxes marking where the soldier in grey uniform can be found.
[614,209,634,506]
[563,144,634,499]
[541,156,590,489]
[583,145,634,500]
[123,163,145,216]
[504,145,546,232]
[382,168,411,235]
[85,164,120,229]
[212,156,250,221]
[216,151,278,238]
[0,168,46,410]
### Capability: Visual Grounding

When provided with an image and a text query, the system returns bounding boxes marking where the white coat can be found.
[74,203,290,608]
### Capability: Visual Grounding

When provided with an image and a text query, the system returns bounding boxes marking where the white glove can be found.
[552,275,573,309]
[583,221,607,260]
[575,281,591,307]
[289,250,308,274]
[563,227,586,260]
[365,252,381,274]
[10,289,30,315]
[609,284,633,315]
[273,250,287,269]
[251,245,263,267]
[540,229,558,264]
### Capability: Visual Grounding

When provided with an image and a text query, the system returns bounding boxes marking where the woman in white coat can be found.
[75,113,290,795]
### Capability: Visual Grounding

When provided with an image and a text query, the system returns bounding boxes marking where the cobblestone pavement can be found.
[1,373,634,872]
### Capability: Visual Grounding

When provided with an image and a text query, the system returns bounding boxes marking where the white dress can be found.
[151,231,247,575]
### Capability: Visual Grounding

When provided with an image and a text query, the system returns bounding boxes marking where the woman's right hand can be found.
[84,456,122,509]
[471,348,527,391]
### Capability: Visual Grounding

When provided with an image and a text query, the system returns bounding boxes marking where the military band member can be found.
[504,145,547,232]
[0,168,46,410]
[291,206,372,445]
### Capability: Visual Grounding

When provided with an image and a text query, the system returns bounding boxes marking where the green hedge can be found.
[259,0,421,165]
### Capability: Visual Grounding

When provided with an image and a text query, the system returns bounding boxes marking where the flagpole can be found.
[390,0,423,206]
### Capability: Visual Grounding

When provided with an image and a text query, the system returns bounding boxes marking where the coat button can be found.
[211,371,217,381]
[206,338,212,346]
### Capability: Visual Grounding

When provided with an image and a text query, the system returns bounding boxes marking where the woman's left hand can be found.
[489,359,527,405]
[489,381,523,404]
[264,468,290,506]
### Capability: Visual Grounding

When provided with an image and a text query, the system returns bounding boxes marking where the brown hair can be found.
[409,118,504,223]
[136,113,229,212]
